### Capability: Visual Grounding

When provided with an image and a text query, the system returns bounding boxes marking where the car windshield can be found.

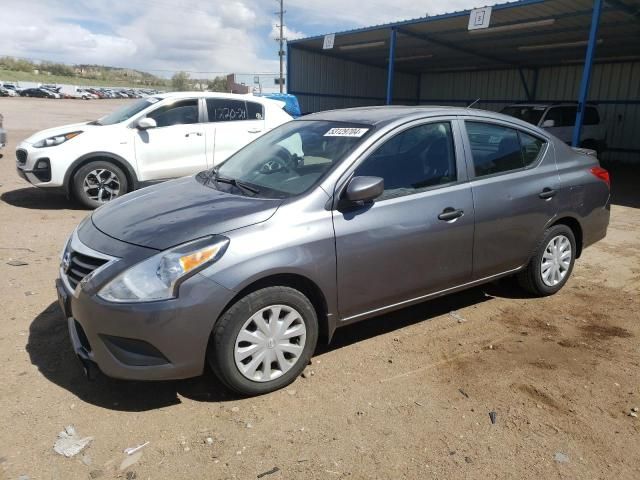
[501,106,546,126]
[96,97,160,125]
[201,120,373,199]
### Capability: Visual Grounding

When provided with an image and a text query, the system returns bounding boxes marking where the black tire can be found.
[72,160,129,209]
[517,224,576,296]
[208,286,319,396]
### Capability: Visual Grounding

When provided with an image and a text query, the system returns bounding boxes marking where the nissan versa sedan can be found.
[57,106,610,396]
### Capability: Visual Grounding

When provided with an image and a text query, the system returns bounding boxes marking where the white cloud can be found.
[270,23,307,42]
[286,0,494,28]
[0,0,492,76]
[0,0,277,76]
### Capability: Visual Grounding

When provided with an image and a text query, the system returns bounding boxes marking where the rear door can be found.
[203,98,265,165]
[461,119,560,279]
[133,98,207,180]
[333,118,474,321]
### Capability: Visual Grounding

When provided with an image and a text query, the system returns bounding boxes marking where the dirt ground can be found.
[0,97,639,480]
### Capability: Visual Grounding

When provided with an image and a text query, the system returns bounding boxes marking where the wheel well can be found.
[220,274,330,343]
[66,155,136,197]
[552,217,583,258]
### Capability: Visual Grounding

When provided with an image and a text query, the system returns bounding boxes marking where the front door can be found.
[461,119,560,279]
[333,120,474,321]
[134,98,207,180]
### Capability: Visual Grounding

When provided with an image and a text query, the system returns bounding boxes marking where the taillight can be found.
[590,166,610,189]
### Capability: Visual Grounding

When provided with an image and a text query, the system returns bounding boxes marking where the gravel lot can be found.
[1,97,639,480]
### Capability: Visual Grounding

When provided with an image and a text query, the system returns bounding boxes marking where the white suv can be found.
[501,103,606,154]
[16,92,292,208]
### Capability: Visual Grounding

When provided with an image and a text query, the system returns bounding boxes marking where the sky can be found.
[0,0,497,79]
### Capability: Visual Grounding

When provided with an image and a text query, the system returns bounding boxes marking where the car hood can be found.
[91,176,281,250]
[23,121,101,144]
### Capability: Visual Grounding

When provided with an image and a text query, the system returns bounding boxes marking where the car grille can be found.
[65,249,109,290]
[16,149,27,165]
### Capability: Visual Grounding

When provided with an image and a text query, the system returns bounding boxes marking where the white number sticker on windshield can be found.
[324,127,369,137]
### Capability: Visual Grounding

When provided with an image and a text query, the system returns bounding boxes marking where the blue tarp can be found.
[257,93,302,118]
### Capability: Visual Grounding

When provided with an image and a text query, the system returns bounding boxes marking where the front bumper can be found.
[57,228,236,381]
[15,140,65,187]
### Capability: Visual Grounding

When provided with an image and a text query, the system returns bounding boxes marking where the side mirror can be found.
[137,117,157,130]
[344,176,384,203]
[541,119,555,128]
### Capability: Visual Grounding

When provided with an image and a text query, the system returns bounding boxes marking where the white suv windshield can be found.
[96,97,160,125]
[200,120,372,199]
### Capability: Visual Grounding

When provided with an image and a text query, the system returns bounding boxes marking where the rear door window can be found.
[466,121,546,177]
[206,99,248,122]
[519,131,545,166]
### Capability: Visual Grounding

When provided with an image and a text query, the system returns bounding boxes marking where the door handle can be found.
[247,128,262,134]
[538,188,556,199]
[185,132,203,137]
[438,207,464,221]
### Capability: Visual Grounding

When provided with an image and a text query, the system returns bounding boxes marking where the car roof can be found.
[301,105,545,131]
[154,91,276,105]
[505,102,598,109]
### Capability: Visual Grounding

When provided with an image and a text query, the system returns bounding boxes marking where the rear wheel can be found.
[518,224,576,296]
[208,286,318,396]
[72,160,128,209]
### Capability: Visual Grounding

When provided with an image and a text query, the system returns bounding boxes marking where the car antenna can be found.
[467,98,481,108]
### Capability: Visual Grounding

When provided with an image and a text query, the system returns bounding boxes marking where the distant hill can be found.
[0,56,169,88]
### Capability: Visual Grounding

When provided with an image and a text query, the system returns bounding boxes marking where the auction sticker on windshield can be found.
[324,127,369,137]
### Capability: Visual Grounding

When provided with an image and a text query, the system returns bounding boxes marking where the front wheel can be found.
[517,224,576,296]
[72,160,128,209]
[208,286,318,396]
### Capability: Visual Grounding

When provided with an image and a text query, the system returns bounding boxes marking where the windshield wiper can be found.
[211,169,260,195]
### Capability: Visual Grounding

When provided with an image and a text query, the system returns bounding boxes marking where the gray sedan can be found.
[57,106,610,395]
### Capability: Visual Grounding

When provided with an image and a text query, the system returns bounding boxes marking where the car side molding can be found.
[340,265,524,324]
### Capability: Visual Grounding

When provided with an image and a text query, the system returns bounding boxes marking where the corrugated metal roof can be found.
[289,0,640,72]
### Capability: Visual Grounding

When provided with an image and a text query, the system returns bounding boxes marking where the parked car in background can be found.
[41,87,62,99]
[3,84,22,94]
[16,92,292,208]
[0,114,6,155]
[501,103,606,154]
[0,86,18,97]
[77,88,99,99]
[20,88,58,99]
[56,106,610,395]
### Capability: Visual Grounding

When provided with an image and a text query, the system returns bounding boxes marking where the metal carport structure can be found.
[287,0,640,162]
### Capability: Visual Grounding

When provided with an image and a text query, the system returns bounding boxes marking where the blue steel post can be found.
[572,0,603,147]
[386,28,397,105]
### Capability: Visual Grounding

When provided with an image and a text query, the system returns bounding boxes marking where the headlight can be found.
[33,131,82,148]
[98,236,229,303]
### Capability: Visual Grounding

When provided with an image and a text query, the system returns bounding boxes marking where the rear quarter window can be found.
[247,101,264,120]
